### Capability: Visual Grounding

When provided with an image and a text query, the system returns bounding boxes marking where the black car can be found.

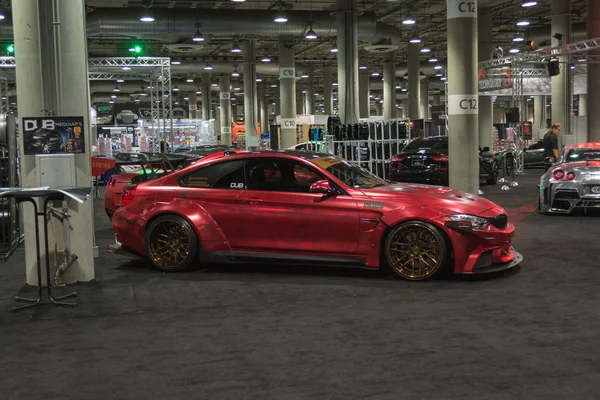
[25,128,64,154]
[389,136,498,186]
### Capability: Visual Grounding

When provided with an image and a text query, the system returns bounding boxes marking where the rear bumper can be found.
[539,181,600,214]
[390,170,448,186]
[111,207,148,256]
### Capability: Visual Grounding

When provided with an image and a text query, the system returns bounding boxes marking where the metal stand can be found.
[12,195,76,312]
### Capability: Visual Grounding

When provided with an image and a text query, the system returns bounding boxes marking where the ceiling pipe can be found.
[86,9,379,42]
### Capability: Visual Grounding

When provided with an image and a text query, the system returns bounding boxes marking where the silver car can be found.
[538,142,600,214]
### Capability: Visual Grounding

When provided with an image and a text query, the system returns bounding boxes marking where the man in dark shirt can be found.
[543,122,562,163]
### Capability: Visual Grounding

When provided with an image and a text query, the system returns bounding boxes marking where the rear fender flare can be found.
[144,200,231,252]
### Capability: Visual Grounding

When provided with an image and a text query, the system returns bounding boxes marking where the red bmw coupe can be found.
[110,150,522,280]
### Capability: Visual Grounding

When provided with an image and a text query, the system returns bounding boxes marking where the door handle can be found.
[246,197,264,204]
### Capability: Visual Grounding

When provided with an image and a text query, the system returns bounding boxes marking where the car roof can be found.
[565,142,600,150]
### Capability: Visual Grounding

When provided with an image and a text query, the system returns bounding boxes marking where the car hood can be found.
[361,183,498,215]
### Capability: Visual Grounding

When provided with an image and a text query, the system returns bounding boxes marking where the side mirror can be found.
[309,179,334,194]
[483,146,490,152]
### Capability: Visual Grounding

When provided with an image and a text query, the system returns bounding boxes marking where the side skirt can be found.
[204,250,368,268]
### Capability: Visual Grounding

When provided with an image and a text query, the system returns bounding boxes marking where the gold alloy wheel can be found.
[387,223,444,280]
[148,219,191,270]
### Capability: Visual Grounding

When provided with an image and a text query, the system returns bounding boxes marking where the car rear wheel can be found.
[384,221,449,281]
[145,215,198,272]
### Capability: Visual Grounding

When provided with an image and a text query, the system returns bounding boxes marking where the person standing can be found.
[543,122,562,164]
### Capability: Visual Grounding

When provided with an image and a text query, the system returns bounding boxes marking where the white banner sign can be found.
[448,94,478,115]
[447,0,477,19]
[279,67,295,79]
[220,92,231,100]
[281,118,297,129]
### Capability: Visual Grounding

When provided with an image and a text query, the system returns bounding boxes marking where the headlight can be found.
[447,214,490,230]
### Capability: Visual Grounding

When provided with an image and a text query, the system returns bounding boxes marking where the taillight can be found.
[566,171,576,181]
[121,191,134,207]
[391,155,404,162]
[552,169,565,180]
[432,155,449,162]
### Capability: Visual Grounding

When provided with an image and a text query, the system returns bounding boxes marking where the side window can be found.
[181,160,245,189]
[246,158,324,193]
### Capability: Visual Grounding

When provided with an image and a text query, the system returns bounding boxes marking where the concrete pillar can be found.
[552,0,571,144]
[258,82,269,134]
[323,67,334,115]
[375,102,383,116]
[305,73,315,115]
[275,96,281,116]
[447,0,479,194]
[408,43,421,120]
[336,0,360,124]
[579,94,587,117]
[383,53,396,120]
[189,91,198,119]
[478,11,494,152]
[219,76,232,145]
[201,72,210,120]
[419,78,429,120]
[296,87,304,115]
[279,36,297,149]
[588,0,600,141]
[243,40,259,149]
[13,0,95,285]
[433,94,441,106]
[533,96,546,141]
[359,72,370,118]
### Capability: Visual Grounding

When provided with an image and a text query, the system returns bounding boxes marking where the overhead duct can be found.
[86,9,378,42]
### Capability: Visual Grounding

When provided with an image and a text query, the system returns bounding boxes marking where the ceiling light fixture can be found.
[140,9,155,22]
[332,82,338,86]
[192,23,205,42]
[513,33,525,42]
[108,99,114,104]
[232,67,240,77]
[110,94,117,99]
[113,85,120,92]
[196,88,201,94]
[184,95,189,100]
[173,85,180,91]
[204,63,213,70]
[402,15,416,25]
[429,56,438,62]
[372,71,380,76]
[434,64,443,70]
[305,25,317,40]
[301,71,309,78]
[516,18,530,26]
[522,1,537,7]
[186,77,194,83]
[122,66,131,70]
[134,97,140,103]
[231,43,242,53]
[274,1,288,23]
[116,78,125,83]
[420,46,431,53]
[256,77,262,82]
[395,84,401,89]
[330,42,338,52]
[509,46,520,53]
[359,65,367,70]
[261,56,271,62]
[171,59,181,65]
[409,36,422,44]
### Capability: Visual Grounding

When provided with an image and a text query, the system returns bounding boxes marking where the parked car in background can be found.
[538,142,600,214]
[109,150,521,281]
[524,140,546,168]
[389,136,498,187]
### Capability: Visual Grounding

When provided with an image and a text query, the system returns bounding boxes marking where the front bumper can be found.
[441,211,521,274]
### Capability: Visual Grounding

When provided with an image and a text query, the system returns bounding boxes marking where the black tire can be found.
[145,214,198,272]
[384,220,450,281]
[486,160,499,185]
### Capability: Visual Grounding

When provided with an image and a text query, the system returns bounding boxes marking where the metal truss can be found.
[0,57,15,68]
[0,72,8,114]
[479,37,600,69]
[87,57,169,68]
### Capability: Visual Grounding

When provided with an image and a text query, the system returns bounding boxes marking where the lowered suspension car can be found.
[109,150,521,281]
[538,142,600,214]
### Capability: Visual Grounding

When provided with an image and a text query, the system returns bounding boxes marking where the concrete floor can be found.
[1,171,600,400]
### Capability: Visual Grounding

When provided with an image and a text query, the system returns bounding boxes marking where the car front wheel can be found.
[384,221,449,281]
[145,215,198,272]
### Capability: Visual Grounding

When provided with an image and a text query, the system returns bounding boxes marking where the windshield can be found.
[313,156,387,189]
[403,138,448,152]
[566,149,600,162]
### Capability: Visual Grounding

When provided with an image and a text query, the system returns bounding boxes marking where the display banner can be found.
[447,0,477,19]
[91,156,116,176]
[22,116,86,155]
[478,66,513,92]
[431,105,447,125]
